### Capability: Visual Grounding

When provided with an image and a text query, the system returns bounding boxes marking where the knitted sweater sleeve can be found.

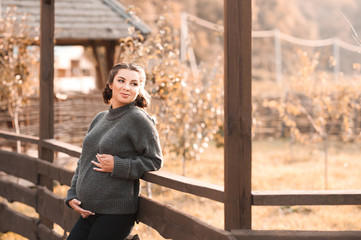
[65,111,106,207]
[111,112,163,179]
[65,160,80,207]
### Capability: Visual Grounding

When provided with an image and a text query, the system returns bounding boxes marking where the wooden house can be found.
[54,46,96,93]
[0,0,151,89]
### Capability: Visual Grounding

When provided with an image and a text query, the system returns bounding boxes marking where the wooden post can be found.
[224,0,252,231]
[39,0,55,229]
[91,42,105,90]
[105,40,116,72]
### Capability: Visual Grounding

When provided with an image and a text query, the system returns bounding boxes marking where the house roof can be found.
[0,0,151,44]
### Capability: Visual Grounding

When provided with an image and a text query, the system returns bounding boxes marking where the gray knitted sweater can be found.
[65,102,163,214]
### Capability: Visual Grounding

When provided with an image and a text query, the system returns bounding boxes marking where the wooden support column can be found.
[91,42,105,90]
[105,40,116,73]
[224,0,252,231]
[39,0,55,229]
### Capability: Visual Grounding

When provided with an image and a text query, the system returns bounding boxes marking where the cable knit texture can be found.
[65,101,163,214]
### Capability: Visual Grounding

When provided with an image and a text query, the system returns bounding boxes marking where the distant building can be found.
[1,0,151,92]
[54,46,96,94]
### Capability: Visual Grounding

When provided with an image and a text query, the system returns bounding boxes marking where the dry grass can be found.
[252,139,361,231]
[2,139,361,239]
[132,139,361,239]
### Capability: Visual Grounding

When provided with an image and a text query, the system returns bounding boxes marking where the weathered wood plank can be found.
[39,0,55,151]
[0,149,73,186]
[138,195,236,240]
[0,181,78,234]
[0,150,38,184]
[252,190,361,206]
[224,0,252,230]
[0,202,63,240]
[37,156,75,186]
[37,186,78,232]
[0,178,37,208]
[41,138,81,158]
[231,230,361,240]
[38,223,64,240]
[142,171,224,202]
[0,130,39,144]
[92,42,106,89]
[105,40,116,74]
[39,4,55,229]
[3,146,361,210]
[0,202,37,239]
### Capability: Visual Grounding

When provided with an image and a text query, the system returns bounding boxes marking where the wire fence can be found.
[183,12,361,84]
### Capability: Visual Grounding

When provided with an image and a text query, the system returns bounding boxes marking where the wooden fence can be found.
[1,130,361,239]
[0,130,233,240]
[0,93,107,146]
[2,94,361,148]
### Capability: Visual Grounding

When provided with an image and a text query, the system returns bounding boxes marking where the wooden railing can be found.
[1,130,361,240]
[0,130,233,240]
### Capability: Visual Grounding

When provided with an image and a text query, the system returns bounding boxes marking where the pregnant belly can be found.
[76,172,134,201]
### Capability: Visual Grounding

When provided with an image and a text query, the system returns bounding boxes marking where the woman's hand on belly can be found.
[69,198,95,218]
[92,153,114,173]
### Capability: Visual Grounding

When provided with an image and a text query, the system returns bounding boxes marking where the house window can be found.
[57,69,66,77]
[83,69,91,76]
[71,60,81,76]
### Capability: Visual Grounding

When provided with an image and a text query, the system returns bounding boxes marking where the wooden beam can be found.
[231,230,361,240]
[37,186,78,232]
[39,0,55,228]
[41,138,81,158]
[0,202,38,240]
[39,0,55,159]
[0,203,63,240]
[0,178,37,208]
[224,0,252,231]
[0,150,38,184]
[37,156,75,186]
[0,149,73,187]
[105,40,117,74]
[142,171,224,202]
[91,42,105,90]
[138,195,235,240]
[252,190,361,206]
[0,130,39,144]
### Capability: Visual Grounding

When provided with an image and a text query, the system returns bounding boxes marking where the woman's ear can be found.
[109,83,112,90]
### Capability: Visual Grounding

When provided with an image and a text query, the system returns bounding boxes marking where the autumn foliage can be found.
[116,15,224,175]
[0,7,39,152]
[263,50,361,188]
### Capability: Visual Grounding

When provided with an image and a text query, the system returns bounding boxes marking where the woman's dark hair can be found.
[102,63,150,108]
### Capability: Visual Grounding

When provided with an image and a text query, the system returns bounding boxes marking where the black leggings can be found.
[67,213,136,240]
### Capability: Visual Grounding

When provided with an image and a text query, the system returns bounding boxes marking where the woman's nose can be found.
[122,83,130,90]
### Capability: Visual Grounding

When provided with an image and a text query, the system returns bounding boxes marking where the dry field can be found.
[2,139,361,239]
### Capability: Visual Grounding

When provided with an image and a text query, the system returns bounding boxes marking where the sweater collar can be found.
[107,101,136,120]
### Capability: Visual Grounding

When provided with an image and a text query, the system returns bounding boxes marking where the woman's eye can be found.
[132,83,138,86]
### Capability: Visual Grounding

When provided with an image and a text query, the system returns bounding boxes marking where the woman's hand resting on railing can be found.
[68,198,95,218]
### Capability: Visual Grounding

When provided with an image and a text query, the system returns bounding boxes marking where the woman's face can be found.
[109,69,141,109]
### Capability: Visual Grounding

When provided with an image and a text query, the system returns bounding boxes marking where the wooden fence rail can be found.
[0,131,234,240]
[3,130,360,207]
[231,230,361,240]
[1,130,361,239]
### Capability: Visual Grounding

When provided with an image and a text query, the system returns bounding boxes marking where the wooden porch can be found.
[1,0,361,239]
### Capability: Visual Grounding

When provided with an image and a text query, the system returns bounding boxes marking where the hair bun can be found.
[102,84,112,104]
